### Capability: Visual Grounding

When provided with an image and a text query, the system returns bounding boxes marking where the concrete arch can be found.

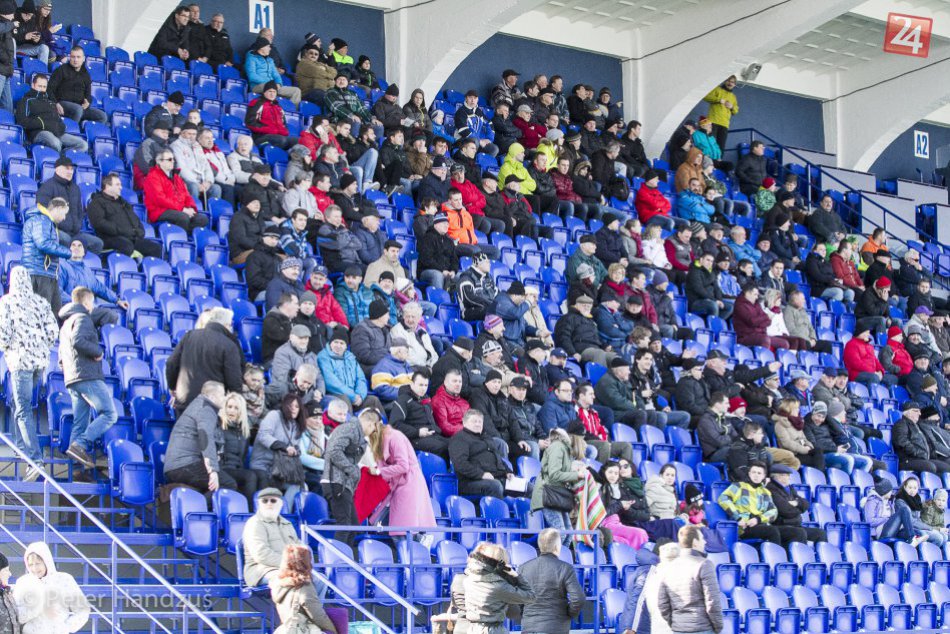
[825,48,950,171]
[384,0,549,99]
[624,0,865,158]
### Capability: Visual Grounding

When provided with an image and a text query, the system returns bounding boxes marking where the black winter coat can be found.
[726,437,773,480]
[522,357,551,407]
[594,227,625,266]
[448,429,509,483]
[735,153,767,191]
[807,209,844,243]
[217,425,250,471]
[241,180,284,223]
[855,288,889,321]
[143,106,183,139]
[186,21,211,60]
[418,227,458,273]
[766,480,809,527]
[892,416,931,461]
[166,322,245,412]
[704,365,770,398]
[896,263,930,298]
[804,252,837,297]
[470,386,519,443]
[37,175,84,236]
[206,25,233,67]
[48,62,93,105]
[16,88,65,141]
[390,385,440,439]
[572,175,601,204]
[86,191,146,242]
[673,376,710,418]
[528,165,557,198]
[619,136,649,173]
[148,13,190,59]
[58,302,105,386]
[430,347,470,397]
[519,554,585,634]
[590,149,615,187]
[553,309,601,357]
[509,397,543,441]
[228,207,265,258]
[686,264,721,304]
[378,140,411,179]
[0,18,15,78]
[245,242,282,299]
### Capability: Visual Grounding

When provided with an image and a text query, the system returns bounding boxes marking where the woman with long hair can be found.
[764,288,805,350]
[641,224,672,269]
[403,89,432,138]
[644,464,685,520]
[897,476,947,546]
[251,394,307,507]
[772,398,824,470]
[366,415,437,535]
[217,392,258,505]
[270,544,338,634]
[599,461,680,541]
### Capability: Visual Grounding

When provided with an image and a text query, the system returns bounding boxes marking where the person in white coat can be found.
[171,122,221,202]
[389,302,438,369]
[14,542,89,634]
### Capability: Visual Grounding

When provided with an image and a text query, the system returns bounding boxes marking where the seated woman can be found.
[764,288,805,351]
[896,475,947,546]
[644,463,686,521]
[599,460,681,542]
[772,398,825,470]
[864,478,927,546]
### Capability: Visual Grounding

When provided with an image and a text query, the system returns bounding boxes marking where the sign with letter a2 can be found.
[884,13,932,58]
[914,130,929,159]
[249,0,274,33]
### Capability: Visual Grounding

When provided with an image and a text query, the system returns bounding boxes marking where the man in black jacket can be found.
[0,2,15,113]
[807,194,846,243]
[726,421,774,481]
[855,276,892,336]
[246,229,283,301]
[892,400,950,473]
[618,121,650,178]
[447,409,512,499]
[185,4,211,63]
[144,91,185,138]
[37,156,103,253]
[148,5,192,61]
[430,337,473,397]
[522,340,552,407]
[804,242,852,303]
[686,252,731,319]
[166,306,245,415]
[766,464,826,543]
[520,528,585,632]
[735,141,767,197]
[205,12,232,69]
[389,369,450,461]
[228,192,265,264]
[594,213,627,267]
[60,287,118,468]
[16,73,88,153]
[47,46,106,124]
[86,174,162,258]
[243,164,285,222]
[377,128,412,195]
[673,359,709,424]
[417,212,459,291]
[553,295,609,367]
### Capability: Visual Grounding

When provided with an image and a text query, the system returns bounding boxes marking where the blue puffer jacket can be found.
[538,392,577,433]
[244,52,281,87]
[58,301,105,386]
[677,190,714,224]
[22,206,71,278]
[594,305,633,348]
[691,130,722,160]
[58,259,118,304]
[725,238,762,276]
[494,293,532,347]
[334,282,374,326]
[317,347,368,402]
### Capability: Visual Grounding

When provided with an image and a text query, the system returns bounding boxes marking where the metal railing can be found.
[0,432,226,633]
[305,524,605,634]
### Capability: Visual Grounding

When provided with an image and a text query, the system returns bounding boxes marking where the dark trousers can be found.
[252,134,300,150]
[322,482,358,546]
[459,478,504,499]
[100,235,164,258]
[711,124,729,154]
[165,461,211,493]
[798,450,826,471]
[156,209,209,234]
[411,434,451,463]
[31,274,61,318]
[743,523,808,546]
[221,467,258,506]
[899,457,950,473]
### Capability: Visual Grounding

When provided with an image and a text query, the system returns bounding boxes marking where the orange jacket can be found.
[442,203,476,245]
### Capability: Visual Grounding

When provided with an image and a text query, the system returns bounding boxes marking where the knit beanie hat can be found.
[728,397,746,413]
[875,479,893,496]
[827,401,846,419]
[368,300,389,320]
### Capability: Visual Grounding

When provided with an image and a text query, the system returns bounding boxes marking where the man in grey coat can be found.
[657,525,723,634]
[322,405,379,546]
[163,381,228,493]
[265,324,324,407]
[519,528,584,634]
[242,486,301,587]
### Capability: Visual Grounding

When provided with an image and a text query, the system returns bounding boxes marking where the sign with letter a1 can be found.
[249,0,274,33]
[914,130,930,159]
[884,13,932,57]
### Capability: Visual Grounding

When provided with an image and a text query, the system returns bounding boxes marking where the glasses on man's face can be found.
[260,498,281,505]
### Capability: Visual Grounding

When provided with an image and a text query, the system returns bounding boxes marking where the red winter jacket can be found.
[732,295,771,345]
[551,170,582,203]
[634,184,671,224]
[453,178,487,217]
[142,167,198,223]
[886,337,913,376]
[305,281,350,328]
[830,253,864,290]
[300,129,343,161]
[310,188,334,213]
[246,97,289,137]
[513,117,546,149]
[843,336,885,380]
[431,385,470,437]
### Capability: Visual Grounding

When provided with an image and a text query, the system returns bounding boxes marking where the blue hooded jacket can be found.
[58,258,118,305]
[244,52,281,87]
[538,392,577,434]
[677,190,714,224]
[317,346,368,402]
[22,206,71,278]
[494,293,532,347]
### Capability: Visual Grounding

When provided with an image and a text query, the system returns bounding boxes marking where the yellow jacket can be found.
[497,142,536,195]
[703,85,739,128]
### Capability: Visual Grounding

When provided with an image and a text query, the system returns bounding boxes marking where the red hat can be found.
[875,277,892,289]
[698,116,710,125]
[729,397,747,413]
[762,177,776,188]
[887,325,903,339]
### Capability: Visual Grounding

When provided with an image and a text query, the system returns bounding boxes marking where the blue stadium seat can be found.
[107,439,154,505]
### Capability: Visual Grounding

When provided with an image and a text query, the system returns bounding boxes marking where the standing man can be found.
[22,197,71,315]
[60,287,118,469]
[47,46,107,124]
[519,528,585,634]
[0,267,58,479]
[657,525,723,634]
[0,1,15,113]
[322,406,380,546]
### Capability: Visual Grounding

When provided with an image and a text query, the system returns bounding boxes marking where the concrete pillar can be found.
[623,0,865,158]
[830,47,950,170]
[91,0,179,53]
[384,0,548,99]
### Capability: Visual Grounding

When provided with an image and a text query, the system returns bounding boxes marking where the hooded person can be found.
[14,541,90,634]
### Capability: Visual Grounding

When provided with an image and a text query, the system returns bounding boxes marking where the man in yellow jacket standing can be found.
[703,75,739,152]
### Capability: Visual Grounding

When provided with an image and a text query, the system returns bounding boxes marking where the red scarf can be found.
[577,406,607,441]
[323,411,343,432]
[788,415,805,431]
[202,145,221,175]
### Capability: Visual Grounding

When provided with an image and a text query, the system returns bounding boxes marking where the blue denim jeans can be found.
[33,131,89,153]
[59,100,108,123]
[68,380,118,451]
[824,452,872,473]
[18,43,49,63]
[0,75,11,113]
[880,499,917,541]
[538,509,572,545]
[350,148,378,191]
[419,269,446,289]
[11,369,42,461]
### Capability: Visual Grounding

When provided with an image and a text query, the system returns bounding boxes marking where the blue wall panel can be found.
[441,33,622,103]
[870,121,950,182]
[174,0,386,77]
[684,84,825,153]
[56,0,92,31]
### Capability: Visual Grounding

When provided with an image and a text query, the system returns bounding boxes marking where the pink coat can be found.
[379,428,437,532]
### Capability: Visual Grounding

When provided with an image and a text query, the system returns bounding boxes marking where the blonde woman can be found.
[366,414,436,534]
[217,392,257,505]
[641,224,672,269]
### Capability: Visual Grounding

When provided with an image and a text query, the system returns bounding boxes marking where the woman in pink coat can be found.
[368,421,437,534]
